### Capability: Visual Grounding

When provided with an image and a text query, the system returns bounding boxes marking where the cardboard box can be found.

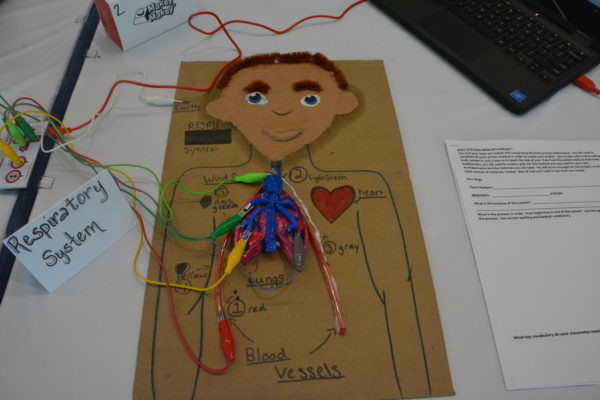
[95,0,197,50]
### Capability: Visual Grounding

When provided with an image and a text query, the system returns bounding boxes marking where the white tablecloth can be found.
[1,1,600,399]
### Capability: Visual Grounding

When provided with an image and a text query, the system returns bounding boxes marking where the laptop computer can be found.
[370,0,600,114]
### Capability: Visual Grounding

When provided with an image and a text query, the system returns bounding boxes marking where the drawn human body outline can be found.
[136,56,451,400]
[147,144,434,399]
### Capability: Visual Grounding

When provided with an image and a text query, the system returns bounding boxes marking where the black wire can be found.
[111,172,160,208]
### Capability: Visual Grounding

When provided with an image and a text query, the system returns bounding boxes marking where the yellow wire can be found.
[1,110,71,144]
[0,141,21,166]
[9,107,229,293]
[63,138,227,291]
[95,163,231,291]
[0,110,74,166]
[126,176,230,291]
[86,149,228,291]
[129,213,229,292]
[30,109,228,293]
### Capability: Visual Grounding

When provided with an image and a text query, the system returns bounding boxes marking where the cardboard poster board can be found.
[133,60,454,399]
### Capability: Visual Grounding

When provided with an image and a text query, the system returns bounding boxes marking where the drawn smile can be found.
[262,129,304,142]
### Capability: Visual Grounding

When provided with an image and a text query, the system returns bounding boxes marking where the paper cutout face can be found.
[207,55,359,161]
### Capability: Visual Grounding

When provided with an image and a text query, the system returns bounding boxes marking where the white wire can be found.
[42,110,103,154]
[282,176,327,262]
[283,176,344,333]
[42,65,137,153]
[115,64,181,106]
[42,64,181,154]
[331,276,341,333]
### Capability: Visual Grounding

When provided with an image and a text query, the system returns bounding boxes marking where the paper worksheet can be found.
[446,140,600,390]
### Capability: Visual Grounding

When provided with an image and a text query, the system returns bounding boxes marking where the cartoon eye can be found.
[300,94,320,107]
[246,92,268,105]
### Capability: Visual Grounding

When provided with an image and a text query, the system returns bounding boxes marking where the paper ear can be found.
[337,91,359,116]
[206,97,230,122]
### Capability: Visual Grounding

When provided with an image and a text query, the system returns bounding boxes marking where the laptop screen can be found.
[525,0,600,42]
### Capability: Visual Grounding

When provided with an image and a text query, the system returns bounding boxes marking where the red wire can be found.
[216,232,232,317]
[68,0,365,132]
[68,80,212,132]
[61,143,103,165]
[132,207,232,374]
[220,221,347,334]
[56,141,233,374]
[190,0,366,36]
[63,1,363,371]
[12,97,46,111]
[214,193,347,334]
[307,224,346,334]
[57,143,229,372]
[63,146,231,372]
[50,132,109,173]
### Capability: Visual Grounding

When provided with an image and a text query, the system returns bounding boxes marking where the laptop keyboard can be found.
[442,0,590,82]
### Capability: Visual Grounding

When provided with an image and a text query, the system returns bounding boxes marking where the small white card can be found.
[95,0,197,50]
[3,170,136,292]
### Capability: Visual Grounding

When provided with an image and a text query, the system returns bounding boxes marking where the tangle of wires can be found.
[0,0,364,374]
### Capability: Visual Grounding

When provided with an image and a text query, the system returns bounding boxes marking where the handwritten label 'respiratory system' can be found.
[3,170,135,292]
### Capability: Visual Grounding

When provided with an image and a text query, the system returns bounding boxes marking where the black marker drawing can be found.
[199,195,211,209]
[137,59,451,400]
[174,262,191,295]
[146,144,434,399]
[227,295,246,318]
[133,0,176,25]
[308,328,337,355]
[113,4,125,17]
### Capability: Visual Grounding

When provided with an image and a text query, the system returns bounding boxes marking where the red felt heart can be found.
[311,186,355,223]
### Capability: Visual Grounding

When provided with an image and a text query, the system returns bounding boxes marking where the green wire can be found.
[11,102,41,121]
[44,122,217,244]
[100,162,169,219]
[1,97,40,122]
[120,189,208,242]
[105,163,162,187]
[0,94,12,109]
[34,106,268,244]
[158,178,234,222]
[36,104,261,227]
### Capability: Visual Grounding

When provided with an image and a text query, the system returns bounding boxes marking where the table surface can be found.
[0,0,92,242]
[1,1,600,399]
